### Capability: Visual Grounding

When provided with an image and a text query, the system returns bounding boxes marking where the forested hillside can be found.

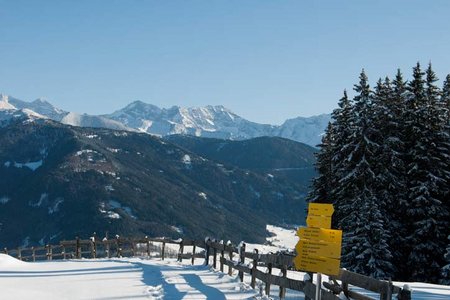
[0,119,309,248]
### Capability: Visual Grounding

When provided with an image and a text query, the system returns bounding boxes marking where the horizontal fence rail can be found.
[2,235,411,300]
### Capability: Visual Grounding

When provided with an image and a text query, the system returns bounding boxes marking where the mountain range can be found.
[0,117,316,248]
[0,94,330,146]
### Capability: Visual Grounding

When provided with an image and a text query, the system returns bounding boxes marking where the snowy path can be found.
[0,255,256,299]
[2,224,450,300]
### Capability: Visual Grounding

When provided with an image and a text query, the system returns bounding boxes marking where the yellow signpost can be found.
[306,215,332,229]
[293,255,341,276]
[297,227,342,244]
[294,203,343,281]
[295,239,341,259]
[308,203,334,216]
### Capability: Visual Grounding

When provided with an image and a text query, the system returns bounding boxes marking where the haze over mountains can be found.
[0,94,330,147]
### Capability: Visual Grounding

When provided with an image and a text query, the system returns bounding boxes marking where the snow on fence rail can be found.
[2,235,411,300]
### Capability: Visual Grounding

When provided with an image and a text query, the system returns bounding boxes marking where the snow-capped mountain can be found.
[106,100,330,146]
[7,96,66,121]
[0,94,16,110]
[275,114,331,147]
[61,112,133,131]
[0,94,133,131]
[0,94,330,146]
[106,101,275,140]
[0,94,48,126]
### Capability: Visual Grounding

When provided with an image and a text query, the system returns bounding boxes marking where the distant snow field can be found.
[0,225,449,299]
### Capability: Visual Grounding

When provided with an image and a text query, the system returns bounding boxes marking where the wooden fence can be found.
[3,236,411,300]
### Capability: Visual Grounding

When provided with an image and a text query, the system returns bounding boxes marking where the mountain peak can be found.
[118,100,162,114]
[0,94,16,110]
[32,97,49,104]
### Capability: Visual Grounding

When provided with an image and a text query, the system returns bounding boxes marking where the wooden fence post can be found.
[145,236,150,257]
[305,272,314,300]
[32,247,36,262]
[265,263,272,296]
[220,241,225,272]
[90,240,95,259]
[17,247,22,261]
[228,242,233,276]
[76,237,81,259]
[398,284,411,300]
[116,236,121,258]
[178,239,184,262]
[251,249,258,289]
[161,241,165,261]
[91,233,97,259]
[106,240,111,258]
[191,244,196,265]
[279,265,287,299]
[46,245,52,261]
[62,245,66,260]
[131,239,136,257]
[385,278,393,300]
[213,240,217,269]
[238,242,246,282]
[204,238,210,266]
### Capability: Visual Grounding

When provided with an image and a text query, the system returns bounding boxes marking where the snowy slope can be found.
[0,255,257,299]
[61,111,134,131]
[1,226,449,300]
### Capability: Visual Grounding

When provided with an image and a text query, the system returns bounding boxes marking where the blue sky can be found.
[1,1,449,124]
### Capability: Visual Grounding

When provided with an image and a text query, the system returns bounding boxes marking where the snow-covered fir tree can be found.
[307,122,335,204]
[309,63,450,283]
[377,71,411,280]
[336,70,394,278]
[403,63,449,282]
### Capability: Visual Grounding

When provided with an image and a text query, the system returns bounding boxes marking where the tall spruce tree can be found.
[308,121,335,204]
[383,70,410,280]
[338,70,394,278]
[403,63,449,282]
[329,90,354,227]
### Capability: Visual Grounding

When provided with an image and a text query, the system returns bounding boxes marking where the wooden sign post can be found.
[294,203,343,300]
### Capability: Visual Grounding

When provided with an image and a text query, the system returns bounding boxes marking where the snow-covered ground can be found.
[1,225,450,299]
[0,255,256,299]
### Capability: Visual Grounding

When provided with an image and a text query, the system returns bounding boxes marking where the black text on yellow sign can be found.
[306,215,332,229]
[297,227,342,244]
[308,203,334,217]
[295,239,342,259]
[293,254,340,276]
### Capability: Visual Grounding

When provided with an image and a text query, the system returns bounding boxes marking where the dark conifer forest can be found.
[309,63,450,284]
